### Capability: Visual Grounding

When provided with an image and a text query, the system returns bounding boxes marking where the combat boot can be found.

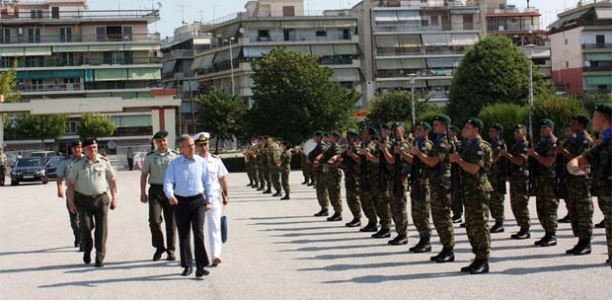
[256,186,265,191]
[326,212,342,222]
[280,194,290,200]
[313,209,329,217]
[301,180,308,185]
[431,246,455,263]
[469,259,489,274]
[510,228,531,240]
[345,218,361,228]
[409,235,432,253]
[595,220,605,228]
[371,228,391,239]
[272,191,282,197]
[558,214,571,223]
[388,235,408,246]
[490,220,504,233]
[534,232,557,247]
[359,222,378,232]
[263,188,272,194]
[460,260,478,273]
[570,239,591,255]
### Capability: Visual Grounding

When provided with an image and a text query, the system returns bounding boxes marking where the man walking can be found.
[56,140,84,250]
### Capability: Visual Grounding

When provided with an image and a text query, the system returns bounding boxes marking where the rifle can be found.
[392,126,405,199]
[497,140,508,195]
[378,124,388,192]
[409,139,422,200]
[359,141,370,192]
[554,139,566,199]
[448,131,462,215]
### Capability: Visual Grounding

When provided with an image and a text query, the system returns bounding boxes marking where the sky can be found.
[86,0,576,37]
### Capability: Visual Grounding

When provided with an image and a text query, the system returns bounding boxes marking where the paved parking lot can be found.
[0,171,610,300]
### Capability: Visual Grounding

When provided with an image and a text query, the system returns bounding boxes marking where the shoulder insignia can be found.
[146,151,156,156]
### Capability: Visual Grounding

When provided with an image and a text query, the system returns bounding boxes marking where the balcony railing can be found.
[19,81,158,93]
[582,43,612,49]
[19,83,84,93]
[376,69,455,78]
[583,66,612,72]
[376,47,467,56]
[0,33,160,45]
[246,33,354,43]
[0,9,159,21]
[162,49,195,60]
[2,56,161,69]
[374,23,480,33]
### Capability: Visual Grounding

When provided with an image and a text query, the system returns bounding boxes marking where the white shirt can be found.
[200,153,228,193]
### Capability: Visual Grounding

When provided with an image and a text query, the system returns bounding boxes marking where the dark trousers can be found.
[175,194,209,268]
[149,185,176,253]
[75,192,109,262]
[127,158,134,171]
[65,198,81,244]
[0,167,5,186]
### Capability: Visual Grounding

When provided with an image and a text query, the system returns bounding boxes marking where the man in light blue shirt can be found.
[163,134,214,279]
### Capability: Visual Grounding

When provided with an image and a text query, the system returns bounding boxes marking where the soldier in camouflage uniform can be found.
[405,122,433,253]
[349,127,381,233]
[309,131,330,216]
[557,125,575,223]
[260,137,273,193]
[256,137,268,191]
[297,142,310,185]
[384,123,411,245]
[450,118,492,274]
[487,123,507,233]
[528,119,559,247]
[500,125,531,239]
[316,131,343,221]
[372,125,393,239]
[280,141,292,200]
[568,104,612,268]
[556,115,594,255]
[450,126,464,224]
[342,130,362,227]
[412,114,455,263]
[268,139,283,197]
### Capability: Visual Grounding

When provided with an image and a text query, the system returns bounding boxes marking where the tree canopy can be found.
[0,60,21,103]
[247,48,359,143]
[77,113,116,139]
[4,114,67,146]
[197,88,247,149]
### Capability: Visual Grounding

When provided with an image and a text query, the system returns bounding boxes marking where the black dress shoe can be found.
[153,247,165,261]
[459,223,466,228]
[307,182,315,186]
[280,195,290,200]
[595,220,605,228]
[510,229,531,240]
[570,239,591,255]
[167,253,176,261]
[95,260,104,268]
[372,228,391,239]
[409,236,432,253]
[558,215,571,223]
[246,183,253,187]
[359,223,378,232]
[490,221,504,233]
[195,267,209,278]
[469,260,489,274]
[313,209,329,217]
[345,218,361,228]
[74,239,80,248]
[301,181,308,185]
[83,252,91,264]
[388,235,408,245]
[181,267,193,276]
[326,212,342,222]
[272,192,282,197]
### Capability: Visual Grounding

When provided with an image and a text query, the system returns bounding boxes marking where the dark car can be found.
[45,156,64,179]
[11,157,48,186]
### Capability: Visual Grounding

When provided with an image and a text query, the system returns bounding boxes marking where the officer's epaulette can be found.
[98,155,109,161]
[170,149,180,155]
[146,151,156,156]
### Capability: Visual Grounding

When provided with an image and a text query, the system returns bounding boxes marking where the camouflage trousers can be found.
[324,168,343,213]
[246,162,253,183]
[566,177,593,239]
[309,166,317,185]
[281,170,290,194]
[301,156,310,183]
[430,180,454,248]
[597,194,612,264]
[258,163,269,189]
[315,171,329,210]
[509,176,530,230]
[359,184,379,226]
[410,179,431,237]
[270,168,281,192]
[376,183,392,230]
[344,176,361,219]
[251,163,259,186]
[463,188,491,260]
[536,176,559,234]
[488,174,505,222]
[388,180,407,236]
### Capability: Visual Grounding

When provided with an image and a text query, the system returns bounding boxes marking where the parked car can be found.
[11,157,48,185]
[45,156,64,179]
[30,151,60,158]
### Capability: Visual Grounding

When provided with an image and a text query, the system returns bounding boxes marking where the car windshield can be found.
[46,157,62,167]
[16,158,43,167]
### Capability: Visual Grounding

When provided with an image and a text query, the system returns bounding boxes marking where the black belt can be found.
[76,191,106,198]
[175,194,203,201]
[150,184,163,188]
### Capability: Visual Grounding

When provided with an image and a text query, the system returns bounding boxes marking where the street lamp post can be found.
[409,73,417,130]
[228,37,236,96]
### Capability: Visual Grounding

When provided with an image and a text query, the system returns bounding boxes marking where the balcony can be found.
[376,47,467,57]
[582,43,612,49]
[583,66,612,73]
[2,56,161,69]
[373,23,480,33]
[376,69,455,79]
[0,9,159,21]
[19,81,157,94]
[0,33,160,45]
[162,49,195,60]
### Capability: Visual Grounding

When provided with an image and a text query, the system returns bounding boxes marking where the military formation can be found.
[244,104,612,273]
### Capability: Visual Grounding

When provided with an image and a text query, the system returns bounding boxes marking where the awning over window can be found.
[89,44,125,52]
[111,115,152,127]
[427,79,452,87]
[94,69,128,81]
[53,45,89,53]
[585,75,612,85]
[191,53,215,71]
[450,33,479,45]
[129,68,161,80]
[397,10,420,21]
[311,45,335,56]
[0,47,25,56]
[398,35,421,48]
[377,58,425,70]
[374,11,398,22]
[427,57,460,68]
[23,47,51,56]
[334,44,357,55]
[332,69,360,82]
[376,35,399,48]
[585,53,612,61]
[162,60,177,75]
[422,34,451,46]
[124,44,159,51]
[376,79,427,89]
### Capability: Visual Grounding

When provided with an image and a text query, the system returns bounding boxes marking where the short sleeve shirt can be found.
[68,156,115,195]
[142,149,179,185]
[202,153,229,192]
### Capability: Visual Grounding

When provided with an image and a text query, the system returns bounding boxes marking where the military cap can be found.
[366,126,378,137]
[514,124,527,131]
[465,118,484,130]
[450,125,460,132]
[432,114,451,125]
[416,121,432,131]
[347,129,359,137]
[490,122,504,132]
[594,103,612,116]
[83,138,97,148]
[194,133,209,144]
[69,139,82,148]
[314,130,324,137]
[329,131,341,138]
[571,115,589,127]
[539,118,554,127]
[381,123,391,130]
[152,130,168,140]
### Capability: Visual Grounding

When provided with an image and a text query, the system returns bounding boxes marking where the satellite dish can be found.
[239,27,245,34]
[107,140,117,150]
[156,1,162,9]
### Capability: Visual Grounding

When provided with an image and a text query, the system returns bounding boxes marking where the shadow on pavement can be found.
[0,246,75,257]
[0,259,155,274]
[38,273,183,288]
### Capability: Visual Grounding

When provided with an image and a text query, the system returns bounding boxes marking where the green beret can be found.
[539,118,554,128]
[381,123,391,130]
[450,125,460,132]
[83,138,97,148]
[152,130,168,140]
[314,130,324,137]
[416,121,431,131]
[466,118,484,130]
[571,115,589,126]
[69,139,82,148]
[432,114,451,125]
[594,103,612,116]
[366,126,378,137]
[330,130,341,138]
[490,122,503,132]
[347,130,359,137]
[514,124,527,131]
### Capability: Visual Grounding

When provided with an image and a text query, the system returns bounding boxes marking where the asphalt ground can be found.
[0,170,610,300]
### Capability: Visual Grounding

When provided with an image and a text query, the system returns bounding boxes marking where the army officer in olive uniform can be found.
[67,138,118,268]
[56,140,84,250]
[140,130,179,261]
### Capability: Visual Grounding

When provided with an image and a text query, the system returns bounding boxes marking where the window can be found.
[0,28,10,44]
[96,26,106,41]
[282,6,295,17]
[51,7,60,19]
[431,15,439,26]
[596,35,605,45]
[257,30,270,41]
[463,15,474,30]
[60,53,75,66]
[27,28,41,43]
[59,27,72,42]
[30,10,43,19]
[421,19,429,27]
[315,30,327,37]
[66,121,78,134]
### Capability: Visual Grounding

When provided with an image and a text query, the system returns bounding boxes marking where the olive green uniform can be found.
[68,156,116,263]
[341,143,361,219]
[280,149,292,195]
[268,144,282,193]
[57,155,83,247]
[389,139,411,236]
[488,138,507,223]
[376,138,393,231]
[426,134,454,249]
[535,136,559,235]
[508,139,530,230]
[321,143,343,213]
[142,149,179,255]
[309,142,329,210]
[411,138,433,238]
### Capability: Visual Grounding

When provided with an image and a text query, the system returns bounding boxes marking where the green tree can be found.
[447,35,552,125]
[368,90,434,125]
[197,88,247,152]
[478,103,528,145]
[0,60,21,103]
[248,48,359,143]
[532,95,586,137]
[78,113,116,139]
[6,114,67,147]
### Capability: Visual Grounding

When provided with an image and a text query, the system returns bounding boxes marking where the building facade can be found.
[0,0,178,149]
[192,0,364,107]
[549,1,612,96]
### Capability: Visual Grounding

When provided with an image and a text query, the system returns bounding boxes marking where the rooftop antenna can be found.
[198,9,203,23]
[176,0,187,24]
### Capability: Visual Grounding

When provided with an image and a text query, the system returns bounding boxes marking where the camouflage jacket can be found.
[583,131,612,197]
[460,136,493,192]
[562,131,594,179]
[535,135,558,179]
[425,133,452,187]
[508,139,529,178]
